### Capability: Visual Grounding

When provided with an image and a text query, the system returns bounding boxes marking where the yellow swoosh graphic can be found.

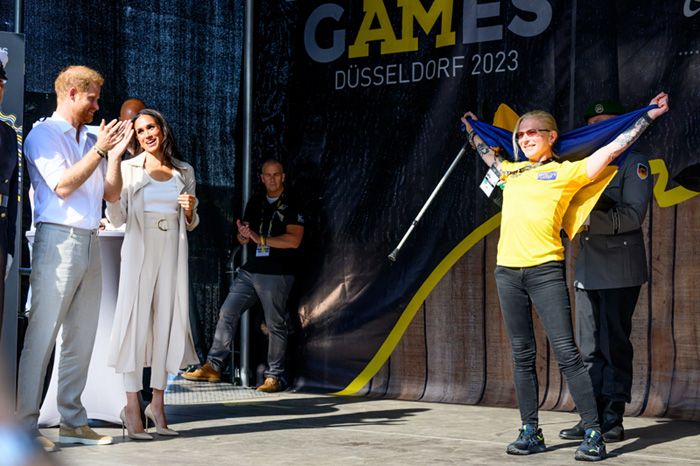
[333,213,501,395]
[649,158,698,207]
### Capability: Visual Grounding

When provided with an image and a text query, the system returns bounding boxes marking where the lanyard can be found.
[500,158,554,181]
[259,196,283,239]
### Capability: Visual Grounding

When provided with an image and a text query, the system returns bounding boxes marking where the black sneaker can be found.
[575,428,607,461]
[506,425,546,455]
[560,420,585,440]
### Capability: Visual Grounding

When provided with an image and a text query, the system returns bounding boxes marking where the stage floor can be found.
[45,376,700,465]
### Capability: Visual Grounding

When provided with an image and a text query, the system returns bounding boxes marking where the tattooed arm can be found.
[586,92,669,179]
[461,111,502,170]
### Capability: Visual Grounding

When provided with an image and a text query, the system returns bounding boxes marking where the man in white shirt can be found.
[17,65,132,452]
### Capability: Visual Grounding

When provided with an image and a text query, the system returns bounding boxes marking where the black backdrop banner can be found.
[251,1,699,392]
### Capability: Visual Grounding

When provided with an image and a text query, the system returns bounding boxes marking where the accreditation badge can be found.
[480,165,502,197]
[256,245,271,257]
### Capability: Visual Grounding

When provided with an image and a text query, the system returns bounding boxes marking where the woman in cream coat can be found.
[107,109,199,439]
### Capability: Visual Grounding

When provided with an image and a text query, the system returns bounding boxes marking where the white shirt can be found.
[143,174,178,213]
[24,112,106,229]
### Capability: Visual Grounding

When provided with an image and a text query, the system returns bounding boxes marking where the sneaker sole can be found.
[574,450,606,462]
[58,436,113,445]
[506,445,546,455]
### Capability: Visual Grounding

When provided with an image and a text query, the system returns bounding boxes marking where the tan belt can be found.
[143,213,178,231]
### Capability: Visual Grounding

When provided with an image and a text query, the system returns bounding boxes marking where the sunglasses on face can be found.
[515,128,551,140]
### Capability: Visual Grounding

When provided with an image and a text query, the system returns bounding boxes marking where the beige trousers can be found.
[123,212,178,392]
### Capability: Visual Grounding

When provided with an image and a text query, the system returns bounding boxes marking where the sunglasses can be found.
[515,128,551,140]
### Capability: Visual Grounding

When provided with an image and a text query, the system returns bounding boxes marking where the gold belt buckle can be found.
[157,219,168,231]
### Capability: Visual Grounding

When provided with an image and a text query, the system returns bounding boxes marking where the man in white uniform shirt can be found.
[18,66,132,452]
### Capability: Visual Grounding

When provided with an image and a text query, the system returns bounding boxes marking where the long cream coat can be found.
[106,152,200,374]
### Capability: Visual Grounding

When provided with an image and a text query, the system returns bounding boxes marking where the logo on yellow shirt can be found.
[537,171,558,181]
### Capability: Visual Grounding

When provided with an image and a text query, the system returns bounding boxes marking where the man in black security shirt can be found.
[184,159,304,392]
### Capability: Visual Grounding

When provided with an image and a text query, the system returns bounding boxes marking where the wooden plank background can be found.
[364,195,700,420]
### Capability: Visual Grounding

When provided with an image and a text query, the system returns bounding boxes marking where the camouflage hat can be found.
[583,100,625,121]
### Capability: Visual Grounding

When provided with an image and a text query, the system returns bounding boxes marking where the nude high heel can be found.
[144,404,179,436]
[120,407,154,440]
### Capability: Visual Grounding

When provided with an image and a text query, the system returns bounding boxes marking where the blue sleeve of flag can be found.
[468,105,657,166]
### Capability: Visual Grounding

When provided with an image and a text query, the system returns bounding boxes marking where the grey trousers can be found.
[207,269,294,380]
[17,223,102,430]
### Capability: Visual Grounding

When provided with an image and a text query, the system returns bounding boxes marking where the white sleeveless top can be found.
[143,172,179,213]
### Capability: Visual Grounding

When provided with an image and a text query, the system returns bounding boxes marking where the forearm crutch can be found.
[388,141,470,262]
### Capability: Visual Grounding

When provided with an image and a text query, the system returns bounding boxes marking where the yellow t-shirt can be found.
[496,158,592,267]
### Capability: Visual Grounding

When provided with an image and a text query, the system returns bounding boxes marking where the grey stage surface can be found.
[45,376,700,465]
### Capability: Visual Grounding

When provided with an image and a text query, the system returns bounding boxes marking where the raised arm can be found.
[103,120,133,202]
[460,112,502,170]
[586,92,669,179]
[55,119,130,199]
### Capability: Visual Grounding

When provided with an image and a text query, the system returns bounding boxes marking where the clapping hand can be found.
[108,120,134,159]
[96,119,132,153]
[236,219,261,244]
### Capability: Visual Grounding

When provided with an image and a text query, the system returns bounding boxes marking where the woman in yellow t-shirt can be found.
[460,92,668,461]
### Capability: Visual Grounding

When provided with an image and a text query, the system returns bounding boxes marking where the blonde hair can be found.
[54,65,104,99]
[511,110,559,160]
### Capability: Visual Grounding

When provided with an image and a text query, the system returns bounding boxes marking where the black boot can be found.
[559,420,585,440]
[561,396,607,440]
[602,400,625,442]
[603,425,624,442]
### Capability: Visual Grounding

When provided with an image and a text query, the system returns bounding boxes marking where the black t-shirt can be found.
[241,191,304,275]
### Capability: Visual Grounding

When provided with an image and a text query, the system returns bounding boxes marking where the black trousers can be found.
[575,286,640,403]
[0,236,6,348]
[495,261,599,430]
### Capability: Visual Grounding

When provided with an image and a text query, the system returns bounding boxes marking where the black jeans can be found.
[495,261,599,430]
[575,286,640,403]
